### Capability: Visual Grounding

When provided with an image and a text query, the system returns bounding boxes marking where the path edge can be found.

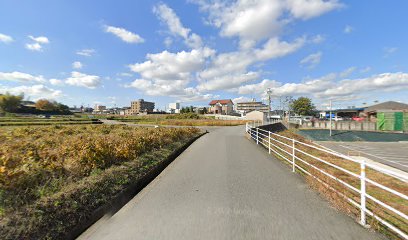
[66,131,207,240]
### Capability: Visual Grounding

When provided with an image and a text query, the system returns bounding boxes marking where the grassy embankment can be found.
[0,116,101,126]
[255,128,407,239]
[0,124,201,239]
[108,113,248,126]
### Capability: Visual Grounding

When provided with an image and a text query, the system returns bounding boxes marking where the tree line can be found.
[0,93,71,115]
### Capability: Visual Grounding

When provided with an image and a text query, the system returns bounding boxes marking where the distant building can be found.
[208,99,233,115]
[169,102,180,110]
[364,101,408,114]
[364,101,408,120]
[168,102,181,113]
[236,99,269,114]
[245,110,268,123]
[129,99,155,115]
[20,100,36,111]
[119,107,131,116]
[94,104,106,112]
[81,106,93,113]
[319,107,365,119]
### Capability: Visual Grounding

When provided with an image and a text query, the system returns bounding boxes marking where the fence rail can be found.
[246,121,408,239]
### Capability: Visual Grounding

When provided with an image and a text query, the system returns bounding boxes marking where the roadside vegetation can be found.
[0,124,201,239]
[106,113,248,126]
[0,116,101,126]
[254,127,407,239]
[0,93,71,115]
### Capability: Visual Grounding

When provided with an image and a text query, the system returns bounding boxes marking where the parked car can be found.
[352,116,365,122]
[302,116,313,122]
[333,116,343,121]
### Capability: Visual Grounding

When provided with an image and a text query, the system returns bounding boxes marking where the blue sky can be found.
[0,0,407,110]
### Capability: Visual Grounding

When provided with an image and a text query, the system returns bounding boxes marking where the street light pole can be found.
[329,100,332,137]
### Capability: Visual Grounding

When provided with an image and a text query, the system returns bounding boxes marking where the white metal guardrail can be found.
[245,121,408,239]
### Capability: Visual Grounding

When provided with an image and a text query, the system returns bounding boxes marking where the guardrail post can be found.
[268,131,271,154]
[256,128,259,144]
[292,139,295,172]
[360,158,366,226]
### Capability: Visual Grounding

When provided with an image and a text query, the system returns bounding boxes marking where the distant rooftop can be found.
[365,101,408,112]
[209,99,233,105]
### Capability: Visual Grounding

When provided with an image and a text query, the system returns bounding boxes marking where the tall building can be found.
[236,100,269,114]
[129,99,155,114]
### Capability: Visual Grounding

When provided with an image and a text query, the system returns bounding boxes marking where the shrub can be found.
[0,125,200,210]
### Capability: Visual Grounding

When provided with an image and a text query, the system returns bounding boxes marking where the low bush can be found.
[0,125,201,239]
[165,113,200,119]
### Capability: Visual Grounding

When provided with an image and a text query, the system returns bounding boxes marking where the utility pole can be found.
[267,88,272,122]
[329,100,332,137]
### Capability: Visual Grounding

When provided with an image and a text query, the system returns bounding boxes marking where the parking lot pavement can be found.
[317,141,408,172]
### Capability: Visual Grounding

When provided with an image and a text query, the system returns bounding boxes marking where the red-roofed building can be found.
[208,99,233,115]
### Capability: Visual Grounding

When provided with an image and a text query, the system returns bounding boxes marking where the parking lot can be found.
[317,141,408,172]
[296,129,408,172]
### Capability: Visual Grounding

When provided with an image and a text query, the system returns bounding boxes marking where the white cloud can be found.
[300,51,322,69]
[104,25,144,44]
[0,84,62,99]
[153,3,202,49]
[25,42,43,51]
[193,0,342,48]
[76,49,96,57]
[49,78,64,86]
[127,36,305,97]
[199,37,305,85]
[343,25,353,34]
[237,79,282,95]
[125,1,341,101]
[271,73,336,97]
[0,71,46,83]
[72,61,83,69]
[197,72,259,91]
[286,0,343,20]
[26,35,49,51]
[0,33,13,43]
[237,71,408,102]
[129,47,215,81]
[28,35,49,44]
[319,72,408,98]
[232,96,253,104]
[65,71,101,89]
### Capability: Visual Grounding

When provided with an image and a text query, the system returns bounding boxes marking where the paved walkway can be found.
[79,126,382,240]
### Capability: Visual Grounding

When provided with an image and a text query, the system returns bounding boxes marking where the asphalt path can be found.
[78,126,382,240]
